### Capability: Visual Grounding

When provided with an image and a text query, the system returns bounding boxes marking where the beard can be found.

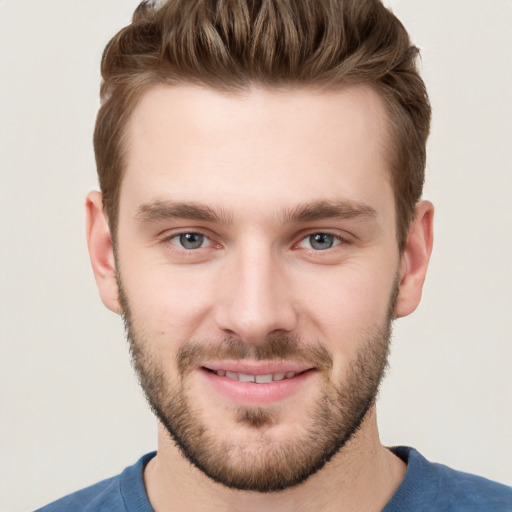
[118,277,397,493]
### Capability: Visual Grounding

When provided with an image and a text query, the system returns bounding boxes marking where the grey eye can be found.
[178,233,205,249]
[308,233,335,250]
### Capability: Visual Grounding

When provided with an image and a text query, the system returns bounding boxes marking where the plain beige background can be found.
[1,1,511,510]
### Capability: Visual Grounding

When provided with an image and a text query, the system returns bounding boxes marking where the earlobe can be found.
[85,191,121,314]
[394,200,434,318]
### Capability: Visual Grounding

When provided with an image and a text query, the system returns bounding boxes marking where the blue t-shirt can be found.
[35,447,512,511]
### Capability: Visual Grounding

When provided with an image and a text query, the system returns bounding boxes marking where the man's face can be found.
[115,84,401,491]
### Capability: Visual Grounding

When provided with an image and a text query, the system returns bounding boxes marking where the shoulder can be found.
[432,458,512,511]
[34,475,122,512]
[386,447,512,512]
[33,452,156,512]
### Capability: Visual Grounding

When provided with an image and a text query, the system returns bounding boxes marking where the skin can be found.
[86,84,434,511]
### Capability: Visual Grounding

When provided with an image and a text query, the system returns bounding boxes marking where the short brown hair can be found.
[94,0,430,249]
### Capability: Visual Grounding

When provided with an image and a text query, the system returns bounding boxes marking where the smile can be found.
[199,365,315,405]
[208,369,302,383]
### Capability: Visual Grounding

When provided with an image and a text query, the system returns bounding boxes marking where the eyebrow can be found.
[135,199,377,225]
[281,200,378,224]
[136,200,232,224]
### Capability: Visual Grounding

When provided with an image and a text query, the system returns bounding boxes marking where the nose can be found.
[214,245,298,343]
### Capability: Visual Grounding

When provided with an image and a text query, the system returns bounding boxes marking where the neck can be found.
[144,408,406,512]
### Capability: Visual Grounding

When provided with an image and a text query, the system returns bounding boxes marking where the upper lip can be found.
[200,360,314,375]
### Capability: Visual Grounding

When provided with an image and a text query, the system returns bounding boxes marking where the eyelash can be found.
[162,230,350,252]
[296,232,350,251]
[163,231,217,251]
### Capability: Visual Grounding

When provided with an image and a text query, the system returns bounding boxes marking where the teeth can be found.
[255,374,273,383]
[216,370,298,383]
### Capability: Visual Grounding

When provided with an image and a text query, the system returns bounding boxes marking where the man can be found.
[36,0,512,510]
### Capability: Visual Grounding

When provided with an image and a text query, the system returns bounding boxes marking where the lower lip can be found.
[198,368,316,406]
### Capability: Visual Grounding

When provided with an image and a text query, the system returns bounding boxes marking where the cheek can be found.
[119,255,217,344]
[292,260,396,353]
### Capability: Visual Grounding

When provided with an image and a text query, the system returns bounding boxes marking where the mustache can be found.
[177,333,333,375]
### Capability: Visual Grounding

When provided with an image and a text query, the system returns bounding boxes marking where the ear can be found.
[85,191,121,314]
[394,200,434,318]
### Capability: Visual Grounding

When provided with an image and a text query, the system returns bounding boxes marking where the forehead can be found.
[121,84,393,223]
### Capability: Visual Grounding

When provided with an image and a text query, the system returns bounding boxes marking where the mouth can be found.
[197,362,317,405]
[203,367,307,383]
